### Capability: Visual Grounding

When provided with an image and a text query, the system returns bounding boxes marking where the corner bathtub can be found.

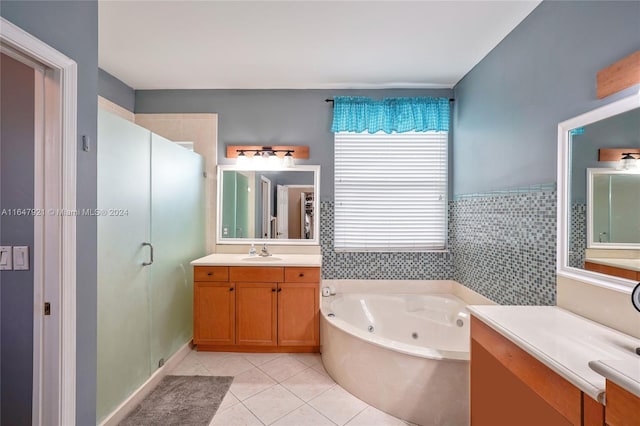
[321,293,470,426]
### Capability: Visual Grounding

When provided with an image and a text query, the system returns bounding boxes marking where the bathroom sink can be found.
[241,256,283,262]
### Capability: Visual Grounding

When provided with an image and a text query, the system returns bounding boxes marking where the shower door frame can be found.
[1,17,78,426]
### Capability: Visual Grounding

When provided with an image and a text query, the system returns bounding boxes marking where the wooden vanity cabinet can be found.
[235,281,278,346]
[471,316,605,426]
[194,265,320,352]
[584,262,640,281]
[278,267,320,347]
[605,380,640,426]
[193,267,235,345]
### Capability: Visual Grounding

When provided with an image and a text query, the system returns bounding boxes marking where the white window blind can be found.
[334,131,448,251]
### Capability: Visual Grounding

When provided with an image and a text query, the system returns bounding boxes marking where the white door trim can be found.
[1,17,78,425]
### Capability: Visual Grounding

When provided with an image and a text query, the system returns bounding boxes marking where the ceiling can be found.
[99,0,541,90]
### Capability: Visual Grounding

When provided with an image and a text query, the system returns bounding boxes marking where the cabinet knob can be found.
[277,288,282,292]
[299,273,304,277]
[229,287,234,292]
[207,272,213,276]
[271,288,276,292]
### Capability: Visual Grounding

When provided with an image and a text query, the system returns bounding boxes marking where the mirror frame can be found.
[216,164,321,245]
[557,90,640,293]
[586,168,640,249]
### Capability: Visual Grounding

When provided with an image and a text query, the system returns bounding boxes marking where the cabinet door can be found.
[471,317,581,426]
[194,282,235,345]
[278,282,319,346]
[236,282,277,346]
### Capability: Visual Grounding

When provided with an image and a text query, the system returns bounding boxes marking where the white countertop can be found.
[191,253,322,267]
[589,359,640,398]
[468,305,640,403]
[585,257,640,272]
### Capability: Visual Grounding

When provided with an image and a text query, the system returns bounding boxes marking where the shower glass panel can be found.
[149,133,205,370]
[97,110,206,423]
[97,109,152,421]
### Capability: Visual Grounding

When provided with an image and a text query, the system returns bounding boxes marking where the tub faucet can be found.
[259,243,271,257]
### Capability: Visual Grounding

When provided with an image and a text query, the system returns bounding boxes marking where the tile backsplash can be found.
[320,186,558,306]
[449,188,557,305]
[569,203,587,269]
[319,201,452,280]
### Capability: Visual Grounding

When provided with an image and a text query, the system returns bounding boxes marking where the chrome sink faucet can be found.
[259,243,271,257]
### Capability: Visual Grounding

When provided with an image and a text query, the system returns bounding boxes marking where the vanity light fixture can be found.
[227,145,309,169]
[620,152,640,170]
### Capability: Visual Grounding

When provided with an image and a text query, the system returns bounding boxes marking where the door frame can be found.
[1,17,78,425]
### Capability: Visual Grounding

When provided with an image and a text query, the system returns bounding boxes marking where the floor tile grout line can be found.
[303,401,341,426]
[230,379,278,403]
[240,384,305,426]
[341,404,369,426]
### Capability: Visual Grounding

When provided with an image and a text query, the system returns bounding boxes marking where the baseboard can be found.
[98,340,194,426]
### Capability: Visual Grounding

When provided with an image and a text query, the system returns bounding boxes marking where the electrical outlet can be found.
[0,246,12,270]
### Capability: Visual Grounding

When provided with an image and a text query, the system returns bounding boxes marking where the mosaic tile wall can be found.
[449,188,557,305]
[569,203,587,269]
[319,201,452,280]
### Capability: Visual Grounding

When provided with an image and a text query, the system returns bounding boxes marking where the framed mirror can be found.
[558,91,640,291]
[587,168,640,249]
[216,165,320,245]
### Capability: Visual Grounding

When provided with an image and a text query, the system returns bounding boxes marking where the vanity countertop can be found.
[589,359,640,398]
[191,253,322,267]
[468,305,640,403]
[585,257,640,272]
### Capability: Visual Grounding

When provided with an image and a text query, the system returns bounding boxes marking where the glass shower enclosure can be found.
[96,109,206,422]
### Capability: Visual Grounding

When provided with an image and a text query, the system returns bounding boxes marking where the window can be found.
[334,131,447,251]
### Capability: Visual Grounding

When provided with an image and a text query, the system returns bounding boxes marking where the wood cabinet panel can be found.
[194,282,235,345]
[230,266,284,283]
[284,267,320,283]
[471,317,582,425]
[194,266,229,282]
[471,339,573,426]
[278,282,319,346]
[605,380,640,426]
[583,393,605,426]
[597,50,640,99]
[584,262,639,281]
[235,282,278,346]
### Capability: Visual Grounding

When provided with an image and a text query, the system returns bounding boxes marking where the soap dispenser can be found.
[248,243,257,256]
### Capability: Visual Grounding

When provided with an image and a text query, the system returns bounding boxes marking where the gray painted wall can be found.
[453,0,640,195]
[99,68,135,112]
[0,2,98,424]
[1,53,35,426]
[135,88,452,200]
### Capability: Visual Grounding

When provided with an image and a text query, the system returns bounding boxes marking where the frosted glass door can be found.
[149,134,205,370]
[97,109,152,421]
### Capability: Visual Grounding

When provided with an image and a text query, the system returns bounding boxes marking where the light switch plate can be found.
[13,246,29,271]
[0,246,12,270]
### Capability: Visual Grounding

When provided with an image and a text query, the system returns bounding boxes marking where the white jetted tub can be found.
[321,291,470,426]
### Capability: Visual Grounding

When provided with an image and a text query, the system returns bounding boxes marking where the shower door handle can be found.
[142,242,154,266]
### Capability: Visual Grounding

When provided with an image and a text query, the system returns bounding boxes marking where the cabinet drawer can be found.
[230,267,284,282]
[194,266,229,282]
[285,267,320,283]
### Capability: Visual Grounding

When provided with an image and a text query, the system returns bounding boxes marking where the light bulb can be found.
[236,151,250,168]
[283,151,295,168]
[267,151,282,168]
[252,152,265,167]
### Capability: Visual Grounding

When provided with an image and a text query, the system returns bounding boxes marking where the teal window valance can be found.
[330,96,450,134]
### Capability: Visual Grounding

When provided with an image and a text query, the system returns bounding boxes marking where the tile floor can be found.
[170,350,417,426]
